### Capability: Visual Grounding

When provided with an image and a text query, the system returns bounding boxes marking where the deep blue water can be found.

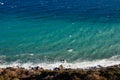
[0,0,120,63]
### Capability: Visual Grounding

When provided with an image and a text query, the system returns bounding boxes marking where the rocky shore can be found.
[0,64,120,80]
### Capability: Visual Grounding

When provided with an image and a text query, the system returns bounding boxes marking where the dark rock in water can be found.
[59,59,67,63]
[53,67,60,70]
[31,66,39,70]
[53,65,64,71]
[59,65,64,70]
[97,65,103,68]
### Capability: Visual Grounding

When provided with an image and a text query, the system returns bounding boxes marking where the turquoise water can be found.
[0,0,120,63]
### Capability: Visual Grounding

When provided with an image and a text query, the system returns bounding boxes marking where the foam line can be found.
[0,55,120,70]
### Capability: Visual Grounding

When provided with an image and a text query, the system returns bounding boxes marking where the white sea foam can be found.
[0,55,120,70]
[28,54,34,56]
[67,49,73,52]
[0,2,4,5]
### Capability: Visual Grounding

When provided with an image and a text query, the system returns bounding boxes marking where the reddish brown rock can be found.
[0,64,120,80]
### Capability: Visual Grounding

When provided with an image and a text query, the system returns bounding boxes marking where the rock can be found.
[0,68,3,74]
[0,64,119,80]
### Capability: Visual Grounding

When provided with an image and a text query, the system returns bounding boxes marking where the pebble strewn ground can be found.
[0,64,120,80]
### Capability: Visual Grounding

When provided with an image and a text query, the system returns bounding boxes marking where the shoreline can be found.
[0,59,120,70]
[0,64,120,80]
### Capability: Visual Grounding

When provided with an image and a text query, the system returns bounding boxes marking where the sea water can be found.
[0,0,120,69]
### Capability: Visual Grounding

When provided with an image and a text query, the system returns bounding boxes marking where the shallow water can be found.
[0,0,120,66]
